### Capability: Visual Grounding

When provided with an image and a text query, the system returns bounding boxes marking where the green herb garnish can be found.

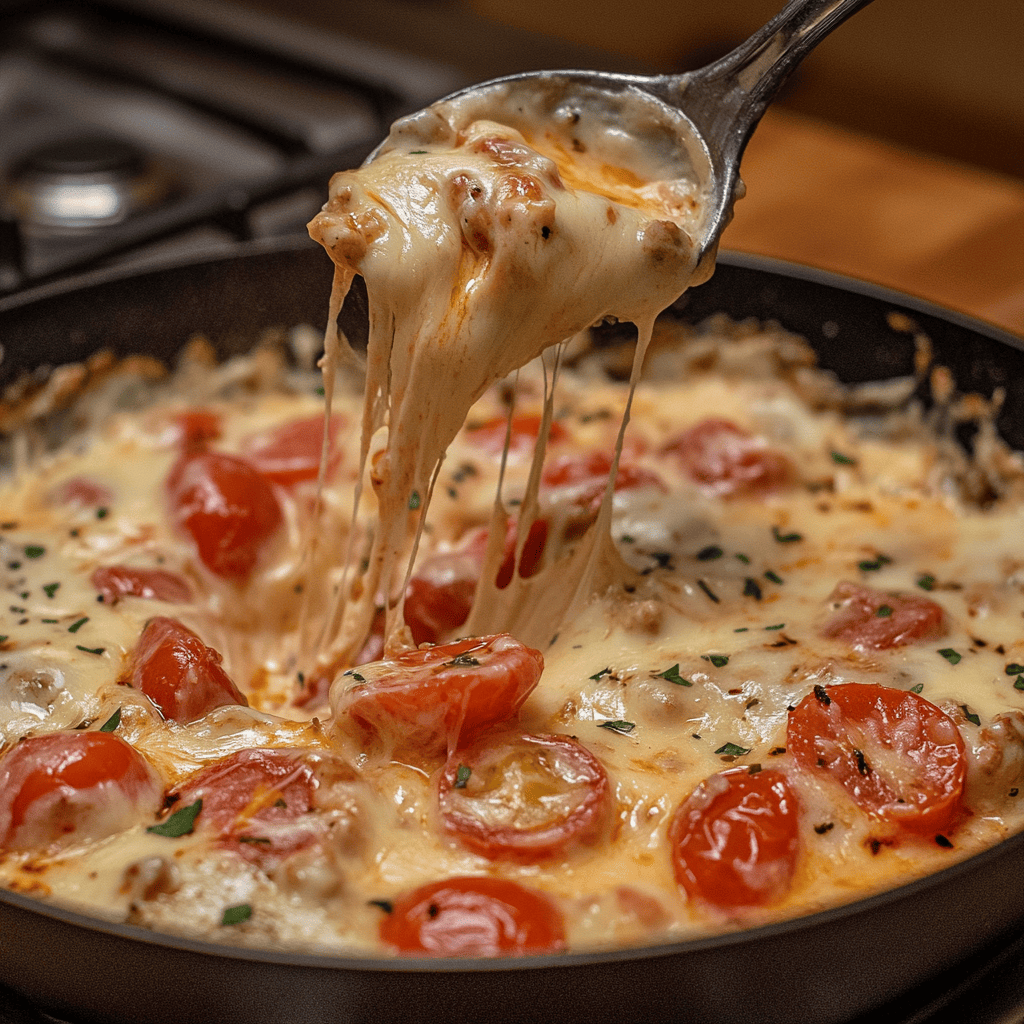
[658,664,691,686]
[961,705,981,726]
[96,507,109,519]
[858,554,892,572]
[830,450,857,465]
[368,899,393,913]
[23,545,45,559]
[1005,663,1024,676]
[764,623,785,630]
[42,582,60,599]
[697,579,720,603]
[589,667,610,681]
[408,490,421,510]
[599,720,635,734]
[702,654,729,668]
[772,526,802,543]
[446,654,480,667]
[715,742,751,756]
[876,604,894,617]
[67,617,89,633]
[734,553,751,564]
[696,545,723,561]
[75,645,105,655]
[147,799,202,838]
[98,708,121,733]
[916,574,937,591]
[454,764,472,789]
[764,570,784,585]
[743,577,762,600]
[938,648,961,665]
[221,904,252,926]
[910,683,924,694]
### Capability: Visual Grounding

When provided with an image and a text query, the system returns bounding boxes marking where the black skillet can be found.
[0,237,1022,1024]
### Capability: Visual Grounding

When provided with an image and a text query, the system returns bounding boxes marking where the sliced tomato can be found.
[662,418,793,497]
[787,683,966,835]
[167,450,282,581]
[669,767,800,910]
[465,414,566,459]
[379,876,566,956]
[171,408,222,448]
[0,731,161,852]
[821,581,946,649]
[437,732,609,860]
[92,565,193,606]
[127,616,246,723]
[336,634,543,756]
[244,413,344,487]
[46,476,114,509]
[173,749,318,865]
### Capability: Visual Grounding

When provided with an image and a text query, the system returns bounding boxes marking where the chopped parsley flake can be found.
[98,708,121,733]
[147,799,202,838]
[734,553,751,564]
[715,742,750,756]
[743,577,762,600]
[961,705,981,726]
[702,654,729,668]
[96,507,109,519]
[1005,663,1024,676]
[368,899,393,914]
[75,645,105,656]
[938,648,961,665]
[620,534,635,544]
[858,554,892,572]
[917,574,937,591]
[454,764,472,789]
[42,582,60,599]
[830,450,857,465]
[0,636,7,644]
[876,604,894,617]
[67,617,89,633]
[764,570,784,585]
[658,664,691,686]
[408,490,421,510]
[764,623,785,631]
[589,667,610,681]
[772,526,802,543]
[238,836,271,845]
[1015,676,1024,692]
[23,545,45,559]
[446,654,480,667]
[910,683,924,694]
[599,720,635,734]
[349,671,365,682]
[697,579,720,603]
[221,904,252,926]
[696,545,723,561]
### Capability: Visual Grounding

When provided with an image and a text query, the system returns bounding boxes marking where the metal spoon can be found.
[370,0,875,284]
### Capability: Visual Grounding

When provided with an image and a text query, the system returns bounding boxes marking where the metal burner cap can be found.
[8,135,177,232]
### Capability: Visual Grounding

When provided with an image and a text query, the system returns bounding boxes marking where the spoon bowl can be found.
[368,0,875,283]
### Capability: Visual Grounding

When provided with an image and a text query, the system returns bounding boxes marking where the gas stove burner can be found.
[8,135,178,232]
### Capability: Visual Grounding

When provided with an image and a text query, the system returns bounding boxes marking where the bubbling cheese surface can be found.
[307,80,707,664]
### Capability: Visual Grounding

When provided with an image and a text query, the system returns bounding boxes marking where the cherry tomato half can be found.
[437,732,609,860]
[669,767,800,911]
[788,683,966,835]
[0,731,161,852]
[662,418,793,497]
[465,414,566,459]
[379,876,566,956]
[335,634,543,756]
[244,413,344,487]
[821,581,945,650]
[92,565,193,606]
[127,616,246,723]
[167,450,282,581]
[173,748,319,865]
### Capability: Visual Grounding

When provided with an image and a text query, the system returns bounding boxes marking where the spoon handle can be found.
[664,0,876,168]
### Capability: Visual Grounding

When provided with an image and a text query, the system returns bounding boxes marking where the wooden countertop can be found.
[722,108,1024,337]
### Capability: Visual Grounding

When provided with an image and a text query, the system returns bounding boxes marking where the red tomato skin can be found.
[379,876,566,956]
[466,414,566,458]
[244,413,344,486]
[92,565,193,606]
[128,616,246,723]
[0,732,161,852]
[787,683,966,835]
[669,767,800,910]
[437,732,610,860]
[663,418,793,497]
[173,749,317,865]
[337,634,544,756]
[822,581,946,649]
[172,409,222,448]
[47,476,114,508]
[167,450,282,580]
